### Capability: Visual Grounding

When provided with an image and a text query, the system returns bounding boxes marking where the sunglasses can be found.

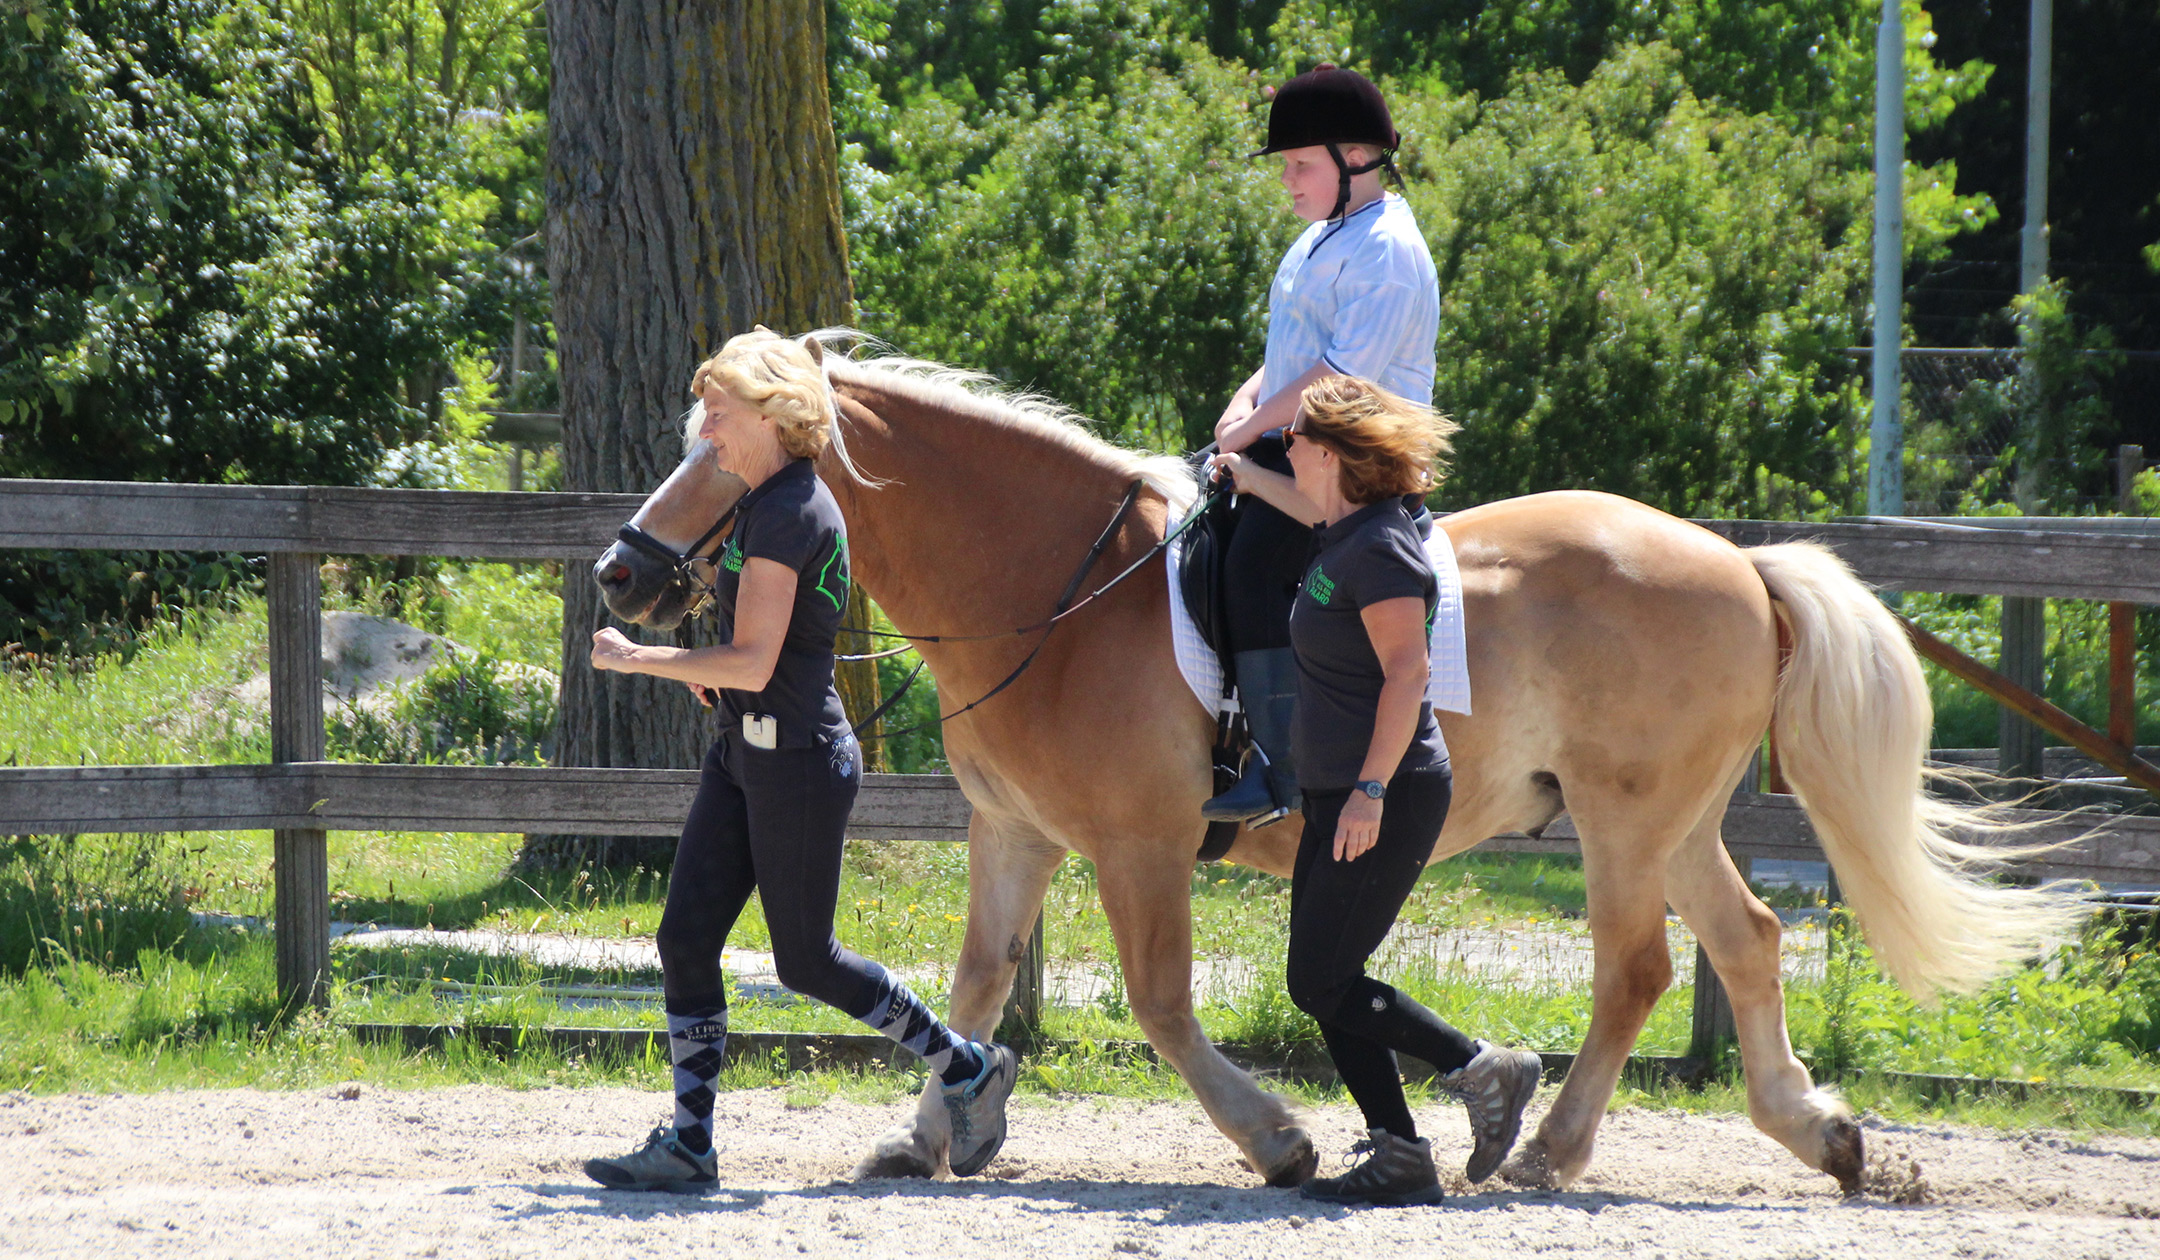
[1282,422,1316,451]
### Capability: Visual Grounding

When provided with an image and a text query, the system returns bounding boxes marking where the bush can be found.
[327,654,558,766]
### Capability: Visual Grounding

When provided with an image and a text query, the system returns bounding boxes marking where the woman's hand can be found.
[1334,793,1382,862]
[1207,450,1258,492]
[589,626,641,673]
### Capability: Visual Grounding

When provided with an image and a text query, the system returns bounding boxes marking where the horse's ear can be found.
[799,333,825,364]
[752,323,774,335]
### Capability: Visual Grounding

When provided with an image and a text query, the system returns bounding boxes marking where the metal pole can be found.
[1867,0,1905,517]
[2001,0,2054,781]
[2020,0,2054,296]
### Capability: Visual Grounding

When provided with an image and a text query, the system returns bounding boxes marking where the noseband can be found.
[615,508,736,619]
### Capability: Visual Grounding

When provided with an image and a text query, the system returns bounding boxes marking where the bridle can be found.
[614,510,737,621]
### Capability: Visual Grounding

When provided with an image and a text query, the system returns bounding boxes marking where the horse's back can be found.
[1435,491,1780,849]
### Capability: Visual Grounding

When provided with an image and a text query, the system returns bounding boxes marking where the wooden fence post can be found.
[2112,445,2145,753]
[269,552,329,1010]
[1689,856,1752,1064]
[1003,914,1046,1045]
[2000,596,2048,780]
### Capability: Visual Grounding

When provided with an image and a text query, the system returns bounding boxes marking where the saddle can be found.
[1176,459,1253,863]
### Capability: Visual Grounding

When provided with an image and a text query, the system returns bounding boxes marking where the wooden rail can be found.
[10,763,2156,884]
[4,478,2157,1054]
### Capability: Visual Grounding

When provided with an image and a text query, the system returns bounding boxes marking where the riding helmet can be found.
[1252,64,1398,157]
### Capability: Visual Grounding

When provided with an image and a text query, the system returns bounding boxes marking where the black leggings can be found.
[1221,441,1308,655]
[656,731,880,1015]
[1289,765,1478,1139]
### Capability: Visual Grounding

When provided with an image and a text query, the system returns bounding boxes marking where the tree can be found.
[540,0,857,862]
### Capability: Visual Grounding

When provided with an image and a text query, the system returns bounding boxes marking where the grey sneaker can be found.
[942,1041,1018,1177]
[1441,1040,1544,1183]
[1299,1129,1444,1207]
[583,1126,718,1193]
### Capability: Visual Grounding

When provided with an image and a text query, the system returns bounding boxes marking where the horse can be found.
[592,333,2081,1193]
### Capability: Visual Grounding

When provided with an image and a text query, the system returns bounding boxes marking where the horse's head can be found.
[592,439,749,630]
[595,328,881,630]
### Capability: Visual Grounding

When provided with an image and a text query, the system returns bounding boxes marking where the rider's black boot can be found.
[1201,648,1299,825]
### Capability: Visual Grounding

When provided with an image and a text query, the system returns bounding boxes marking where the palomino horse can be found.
[594,335,2079,1193]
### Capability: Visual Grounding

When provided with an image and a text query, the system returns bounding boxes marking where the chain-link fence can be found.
[1850,349,2158,515]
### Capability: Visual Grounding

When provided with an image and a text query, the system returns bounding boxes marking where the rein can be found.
[620,471,1221,744]
[850,476,1178,744]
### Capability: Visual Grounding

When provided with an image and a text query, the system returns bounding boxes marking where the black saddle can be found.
[1177,457,1251,863]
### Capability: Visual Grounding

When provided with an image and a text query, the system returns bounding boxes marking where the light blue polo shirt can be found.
[1259,193,1439,407]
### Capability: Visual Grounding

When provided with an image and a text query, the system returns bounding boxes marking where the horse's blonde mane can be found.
[809,328,1198,517]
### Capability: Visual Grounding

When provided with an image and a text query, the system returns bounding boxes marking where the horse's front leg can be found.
[853,810,1063,1179]
[1096,842,1317,1187]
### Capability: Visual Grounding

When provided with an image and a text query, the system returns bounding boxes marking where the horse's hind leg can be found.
[1500,814,1683,1189]
[1664,774,1863,1192]
[854,810,1064,1179]
[1096,842,1317,1187]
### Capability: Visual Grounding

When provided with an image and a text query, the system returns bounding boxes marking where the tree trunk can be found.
[531,0,865,866]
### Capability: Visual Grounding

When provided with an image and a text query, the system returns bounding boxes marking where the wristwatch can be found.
[1355,780,1387,800]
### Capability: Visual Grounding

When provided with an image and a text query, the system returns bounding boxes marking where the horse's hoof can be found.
[1822,1111,1865,1196]
[1259,1134,1318,1187]
[852,1125,943,1180]
[1498,1141,1558,1190]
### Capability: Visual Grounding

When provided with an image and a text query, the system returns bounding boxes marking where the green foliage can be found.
[1404,46,1870,515]
[1975,280,2121,512]
[0,0,547,655]
[847,23,1282,452]
[327,653,557,766]
[837,14,1997,517]
[1247,0,1988,140]
[436,562,563,670]
[1795,908,2160,1084]
[1,0,456,484]
[873,640,950,774]
[0,549,253,660]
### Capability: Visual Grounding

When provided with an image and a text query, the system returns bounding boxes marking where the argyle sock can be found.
[667,1003,729,1155]
[850,965,985,1086]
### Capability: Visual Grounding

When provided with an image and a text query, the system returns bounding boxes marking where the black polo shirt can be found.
[710,458,853,748]
[1288,497,1448,790]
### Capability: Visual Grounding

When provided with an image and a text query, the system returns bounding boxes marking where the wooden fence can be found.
[3,479,2157,1057]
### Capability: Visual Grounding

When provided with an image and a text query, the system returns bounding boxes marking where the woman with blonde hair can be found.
[583,328,1016,1191]
[1211,375,1542,1206]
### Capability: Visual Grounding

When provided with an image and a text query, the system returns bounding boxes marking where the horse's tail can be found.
[1746,541,2085,1004]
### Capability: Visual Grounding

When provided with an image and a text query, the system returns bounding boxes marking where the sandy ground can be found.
[5,1085,2157,1259]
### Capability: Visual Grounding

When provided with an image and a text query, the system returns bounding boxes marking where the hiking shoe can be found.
[1299,1129,1444,1207]
[1440,1040,1544,1183]
[583,1126,718,1193]
[942,1041,1019,1176]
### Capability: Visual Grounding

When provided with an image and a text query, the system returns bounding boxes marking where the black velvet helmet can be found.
[1253,64,1399,157]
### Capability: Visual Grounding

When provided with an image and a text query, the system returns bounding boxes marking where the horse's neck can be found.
[820,384,1148,664]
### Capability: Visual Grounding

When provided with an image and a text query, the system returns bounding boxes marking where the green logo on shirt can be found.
[1305,564,1335,606]
[720,538,744,573]
[812,537,847,611]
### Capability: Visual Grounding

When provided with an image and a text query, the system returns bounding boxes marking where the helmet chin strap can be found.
[1319,141,1398,250]
[1323,140,1395,221]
